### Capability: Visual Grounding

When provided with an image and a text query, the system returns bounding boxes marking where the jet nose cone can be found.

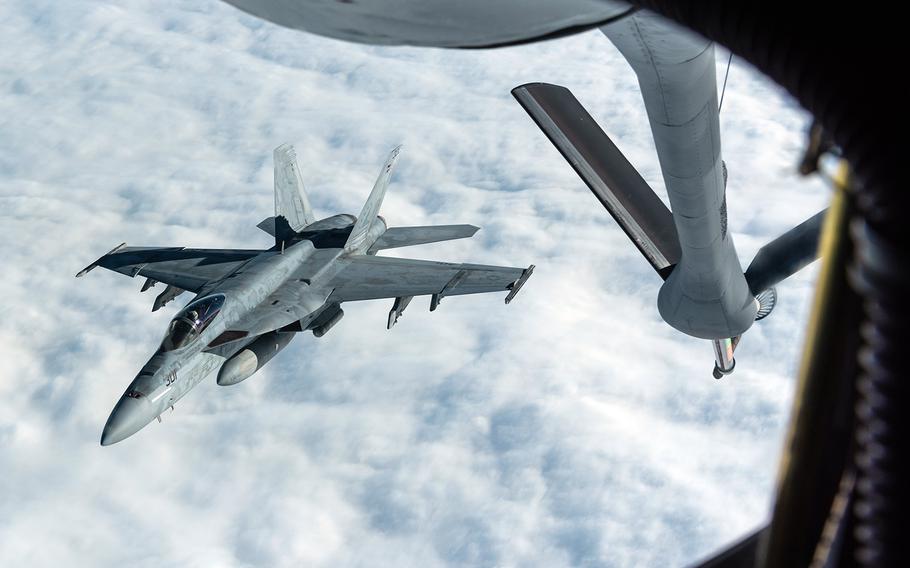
[100,396,150,446]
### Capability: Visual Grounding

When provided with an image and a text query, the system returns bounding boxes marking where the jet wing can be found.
[512,82,682,278]
[326,255,532,303]
[367,225,480,253]
[76,245,261,292]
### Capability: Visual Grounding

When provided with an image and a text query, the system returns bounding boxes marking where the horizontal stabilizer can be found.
[256,217,278,237]
[745,209,827,295]
[368,224,479,253]
[327,255,528,303]
[512,82,681,277]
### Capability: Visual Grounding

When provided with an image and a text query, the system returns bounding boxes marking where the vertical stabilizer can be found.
[345,145,402,251]
[274,143,316,233]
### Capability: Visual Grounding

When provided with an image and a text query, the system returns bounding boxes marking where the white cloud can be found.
[0,1,829,566]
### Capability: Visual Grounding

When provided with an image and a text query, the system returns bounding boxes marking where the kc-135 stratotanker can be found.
[78,145,534,445]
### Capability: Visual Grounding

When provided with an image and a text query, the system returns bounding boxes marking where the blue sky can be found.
[0,1,829,566]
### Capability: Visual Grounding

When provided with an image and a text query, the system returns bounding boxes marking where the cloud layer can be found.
[1,1,829,566]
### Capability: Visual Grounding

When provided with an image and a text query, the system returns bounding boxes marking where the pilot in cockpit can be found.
[160,295,225,352]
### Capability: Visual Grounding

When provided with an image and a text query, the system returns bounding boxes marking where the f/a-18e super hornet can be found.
[78,145,534,445]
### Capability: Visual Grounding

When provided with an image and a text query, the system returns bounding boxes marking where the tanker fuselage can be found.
[602,13,758,339]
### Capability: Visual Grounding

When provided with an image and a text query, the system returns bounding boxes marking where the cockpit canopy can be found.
[160,294,225,352]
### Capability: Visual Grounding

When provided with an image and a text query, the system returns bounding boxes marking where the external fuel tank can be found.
[216,331,296,386]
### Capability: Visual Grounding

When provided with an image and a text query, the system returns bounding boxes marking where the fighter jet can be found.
[78,145,534,445]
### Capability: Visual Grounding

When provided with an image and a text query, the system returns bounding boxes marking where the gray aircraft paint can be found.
[220,0,631,48]
[80,145,533,445]
[274,143,316,230]
[601,12,758,339]
[510,83,681,278]
[508,14,822,374]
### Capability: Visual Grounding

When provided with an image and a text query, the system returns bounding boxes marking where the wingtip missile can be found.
[505,265,535,304]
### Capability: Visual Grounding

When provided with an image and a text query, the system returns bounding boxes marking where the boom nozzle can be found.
[712,337,740,379]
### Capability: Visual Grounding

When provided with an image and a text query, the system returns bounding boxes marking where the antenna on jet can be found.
[718,51,734,114]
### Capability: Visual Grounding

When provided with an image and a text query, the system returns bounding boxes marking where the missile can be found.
[216,331,295,386]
